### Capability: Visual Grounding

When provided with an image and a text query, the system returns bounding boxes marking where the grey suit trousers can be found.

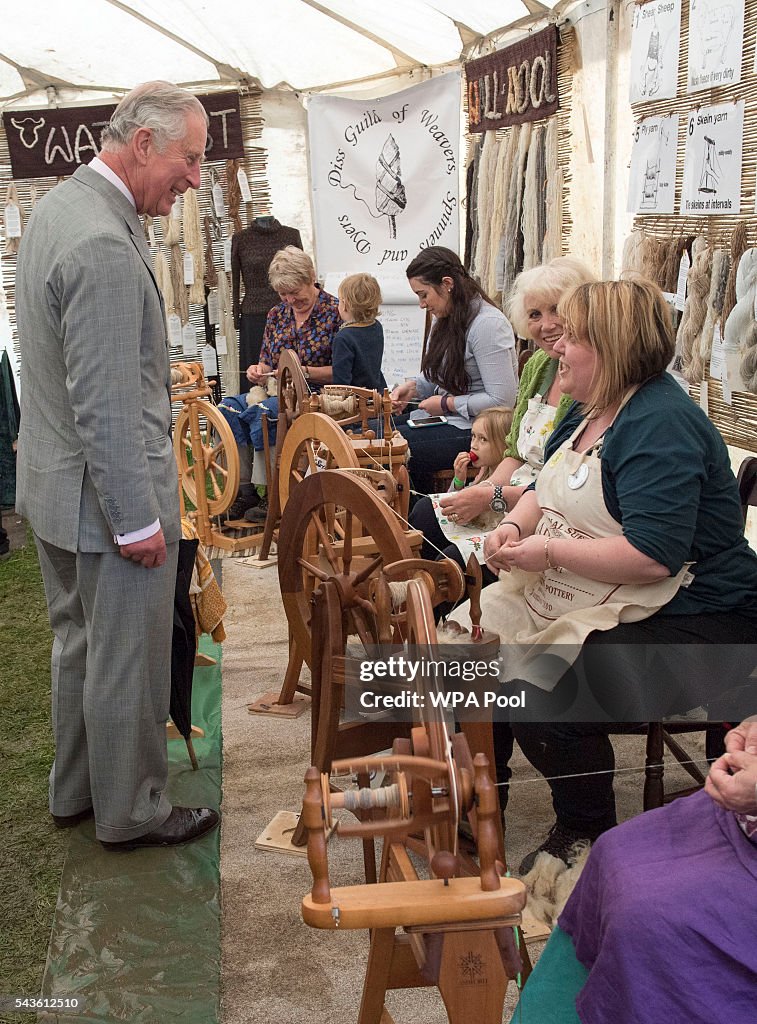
[36,537,179,842]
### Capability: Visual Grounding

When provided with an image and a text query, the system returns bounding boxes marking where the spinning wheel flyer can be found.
[680,101,743,215]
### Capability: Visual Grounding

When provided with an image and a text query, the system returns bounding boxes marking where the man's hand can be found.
[120,528,167,568]
[246,362,274,384]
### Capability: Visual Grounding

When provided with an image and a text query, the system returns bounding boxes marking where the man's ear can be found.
[132,127,152,166]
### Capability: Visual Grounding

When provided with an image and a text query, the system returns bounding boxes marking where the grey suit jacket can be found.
[15,164,180,552]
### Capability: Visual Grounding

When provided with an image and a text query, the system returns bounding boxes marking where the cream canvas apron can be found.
[452,409,693,689]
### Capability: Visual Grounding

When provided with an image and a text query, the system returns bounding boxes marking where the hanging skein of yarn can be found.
[182,188,206,306]
[521,125,546,271]
[154,248,176,324]
[226,160,244,235]
[501,123,531,301]
[216,269,239,389]
[169,242,190,325]
[720,220,749,331]
[486,128,517,301]
[677,238,712,383]
[722,249,757,394]
[472,131,499,287]
[543,119,563,263]
[203,216,219,289]
[695,249,729,380]
[161,211,182,247]
[621,230,645,274]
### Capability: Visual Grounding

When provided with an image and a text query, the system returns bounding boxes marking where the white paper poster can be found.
[687,0,744,92]
[628,114,679,213]
[308,73,461,277]
[629,0,681,103]
[680,101,743,215]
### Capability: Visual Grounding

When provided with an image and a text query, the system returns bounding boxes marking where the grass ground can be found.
[0,536,67,1021]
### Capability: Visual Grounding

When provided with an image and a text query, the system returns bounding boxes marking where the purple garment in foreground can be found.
[559,789,757,1024]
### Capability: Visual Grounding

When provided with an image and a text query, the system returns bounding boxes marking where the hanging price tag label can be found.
[216,334,228,355]
[212,182,226,218]
[183,252,195,285]
[699,378,708,414]
[207,290,220,324]
[167,314,183,349]
[4,204,21,238]
[236,167,253,203]
[201,343,218,378]
[675,251,690,311]
[709,321,725,380]
[223,237,232,272]
[147,220,156,247]
[182,322,197,355]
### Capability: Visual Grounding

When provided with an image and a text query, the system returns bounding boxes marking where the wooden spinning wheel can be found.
[278,411,360,511]
[278,469,417,676]
[171,361,242,550]
[301,578,528,1024]
[174,401,239,517]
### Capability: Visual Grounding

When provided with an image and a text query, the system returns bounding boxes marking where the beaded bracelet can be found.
[544,538,558,570]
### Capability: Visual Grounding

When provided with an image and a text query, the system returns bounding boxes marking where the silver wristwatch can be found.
[489,485,507,515]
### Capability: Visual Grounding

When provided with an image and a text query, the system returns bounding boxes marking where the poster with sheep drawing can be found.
[687,0,744,92]
[629,0,681,103]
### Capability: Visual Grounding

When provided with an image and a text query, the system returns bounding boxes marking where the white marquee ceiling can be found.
[0,0,562,103]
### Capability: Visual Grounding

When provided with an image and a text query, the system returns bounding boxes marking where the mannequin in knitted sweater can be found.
[231,217,303,389]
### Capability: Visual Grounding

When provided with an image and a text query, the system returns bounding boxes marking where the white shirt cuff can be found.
[114,520,161,545]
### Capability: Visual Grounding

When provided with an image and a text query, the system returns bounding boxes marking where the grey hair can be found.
[268,246,316,293]
[507,256,596,338]
[100,81,208,153]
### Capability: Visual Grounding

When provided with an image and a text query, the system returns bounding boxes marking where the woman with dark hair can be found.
[390,246,517,494]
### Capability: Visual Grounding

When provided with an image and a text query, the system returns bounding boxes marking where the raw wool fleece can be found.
[677,237,712,383]
[520,844,591,930]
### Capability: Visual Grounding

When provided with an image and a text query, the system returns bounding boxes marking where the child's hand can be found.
[453,452,471,484]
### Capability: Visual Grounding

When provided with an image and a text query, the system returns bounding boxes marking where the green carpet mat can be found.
[38,638,222,1023]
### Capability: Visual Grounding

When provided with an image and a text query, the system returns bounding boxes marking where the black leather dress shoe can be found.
[100,806,220,852]
[52,807,94,829]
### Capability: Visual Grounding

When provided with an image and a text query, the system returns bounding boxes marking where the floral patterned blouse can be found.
[259,288,340,370]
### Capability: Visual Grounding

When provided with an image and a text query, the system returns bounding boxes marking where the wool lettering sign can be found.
[465,26,559,132]
[3,91,244,179]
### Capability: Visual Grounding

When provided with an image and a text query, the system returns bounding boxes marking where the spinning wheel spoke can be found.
[309,511,339,570]
[342,511,353,575]
[350,604,376,650]
[353,555,385,586]
[297,557,331,583]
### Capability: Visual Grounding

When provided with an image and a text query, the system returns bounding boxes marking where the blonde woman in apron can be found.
[455,279,757,872]
[436,256,594,530]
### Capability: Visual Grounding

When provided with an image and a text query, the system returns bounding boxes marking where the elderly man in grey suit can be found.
[15,81,219,850]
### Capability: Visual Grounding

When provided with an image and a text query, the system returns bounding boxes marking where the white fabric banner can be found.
[308,73,461,277]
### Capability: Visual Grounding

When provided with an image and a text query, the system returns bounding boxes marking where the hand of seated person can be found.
[246,361,274,384]
[725,716,757,755]
[391,380,416,413]
[705,749,757,815]
[440,483,490,524]
[452,451,471,486]
[482,522,522,572]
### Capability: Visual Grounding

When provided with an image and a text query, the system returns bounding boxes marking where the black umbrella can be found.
[171,537,200,769]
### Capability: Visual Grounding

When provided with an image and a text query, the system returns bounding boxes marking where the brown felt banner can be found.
[465,26,559,133]
[3,91,244,179]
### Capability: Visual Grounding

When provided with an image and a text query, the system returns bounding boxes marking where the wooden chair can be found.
[641,455,757,810]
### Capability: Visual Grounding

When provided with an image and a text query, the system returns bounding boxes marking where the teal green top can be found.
[505,348,574,460]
